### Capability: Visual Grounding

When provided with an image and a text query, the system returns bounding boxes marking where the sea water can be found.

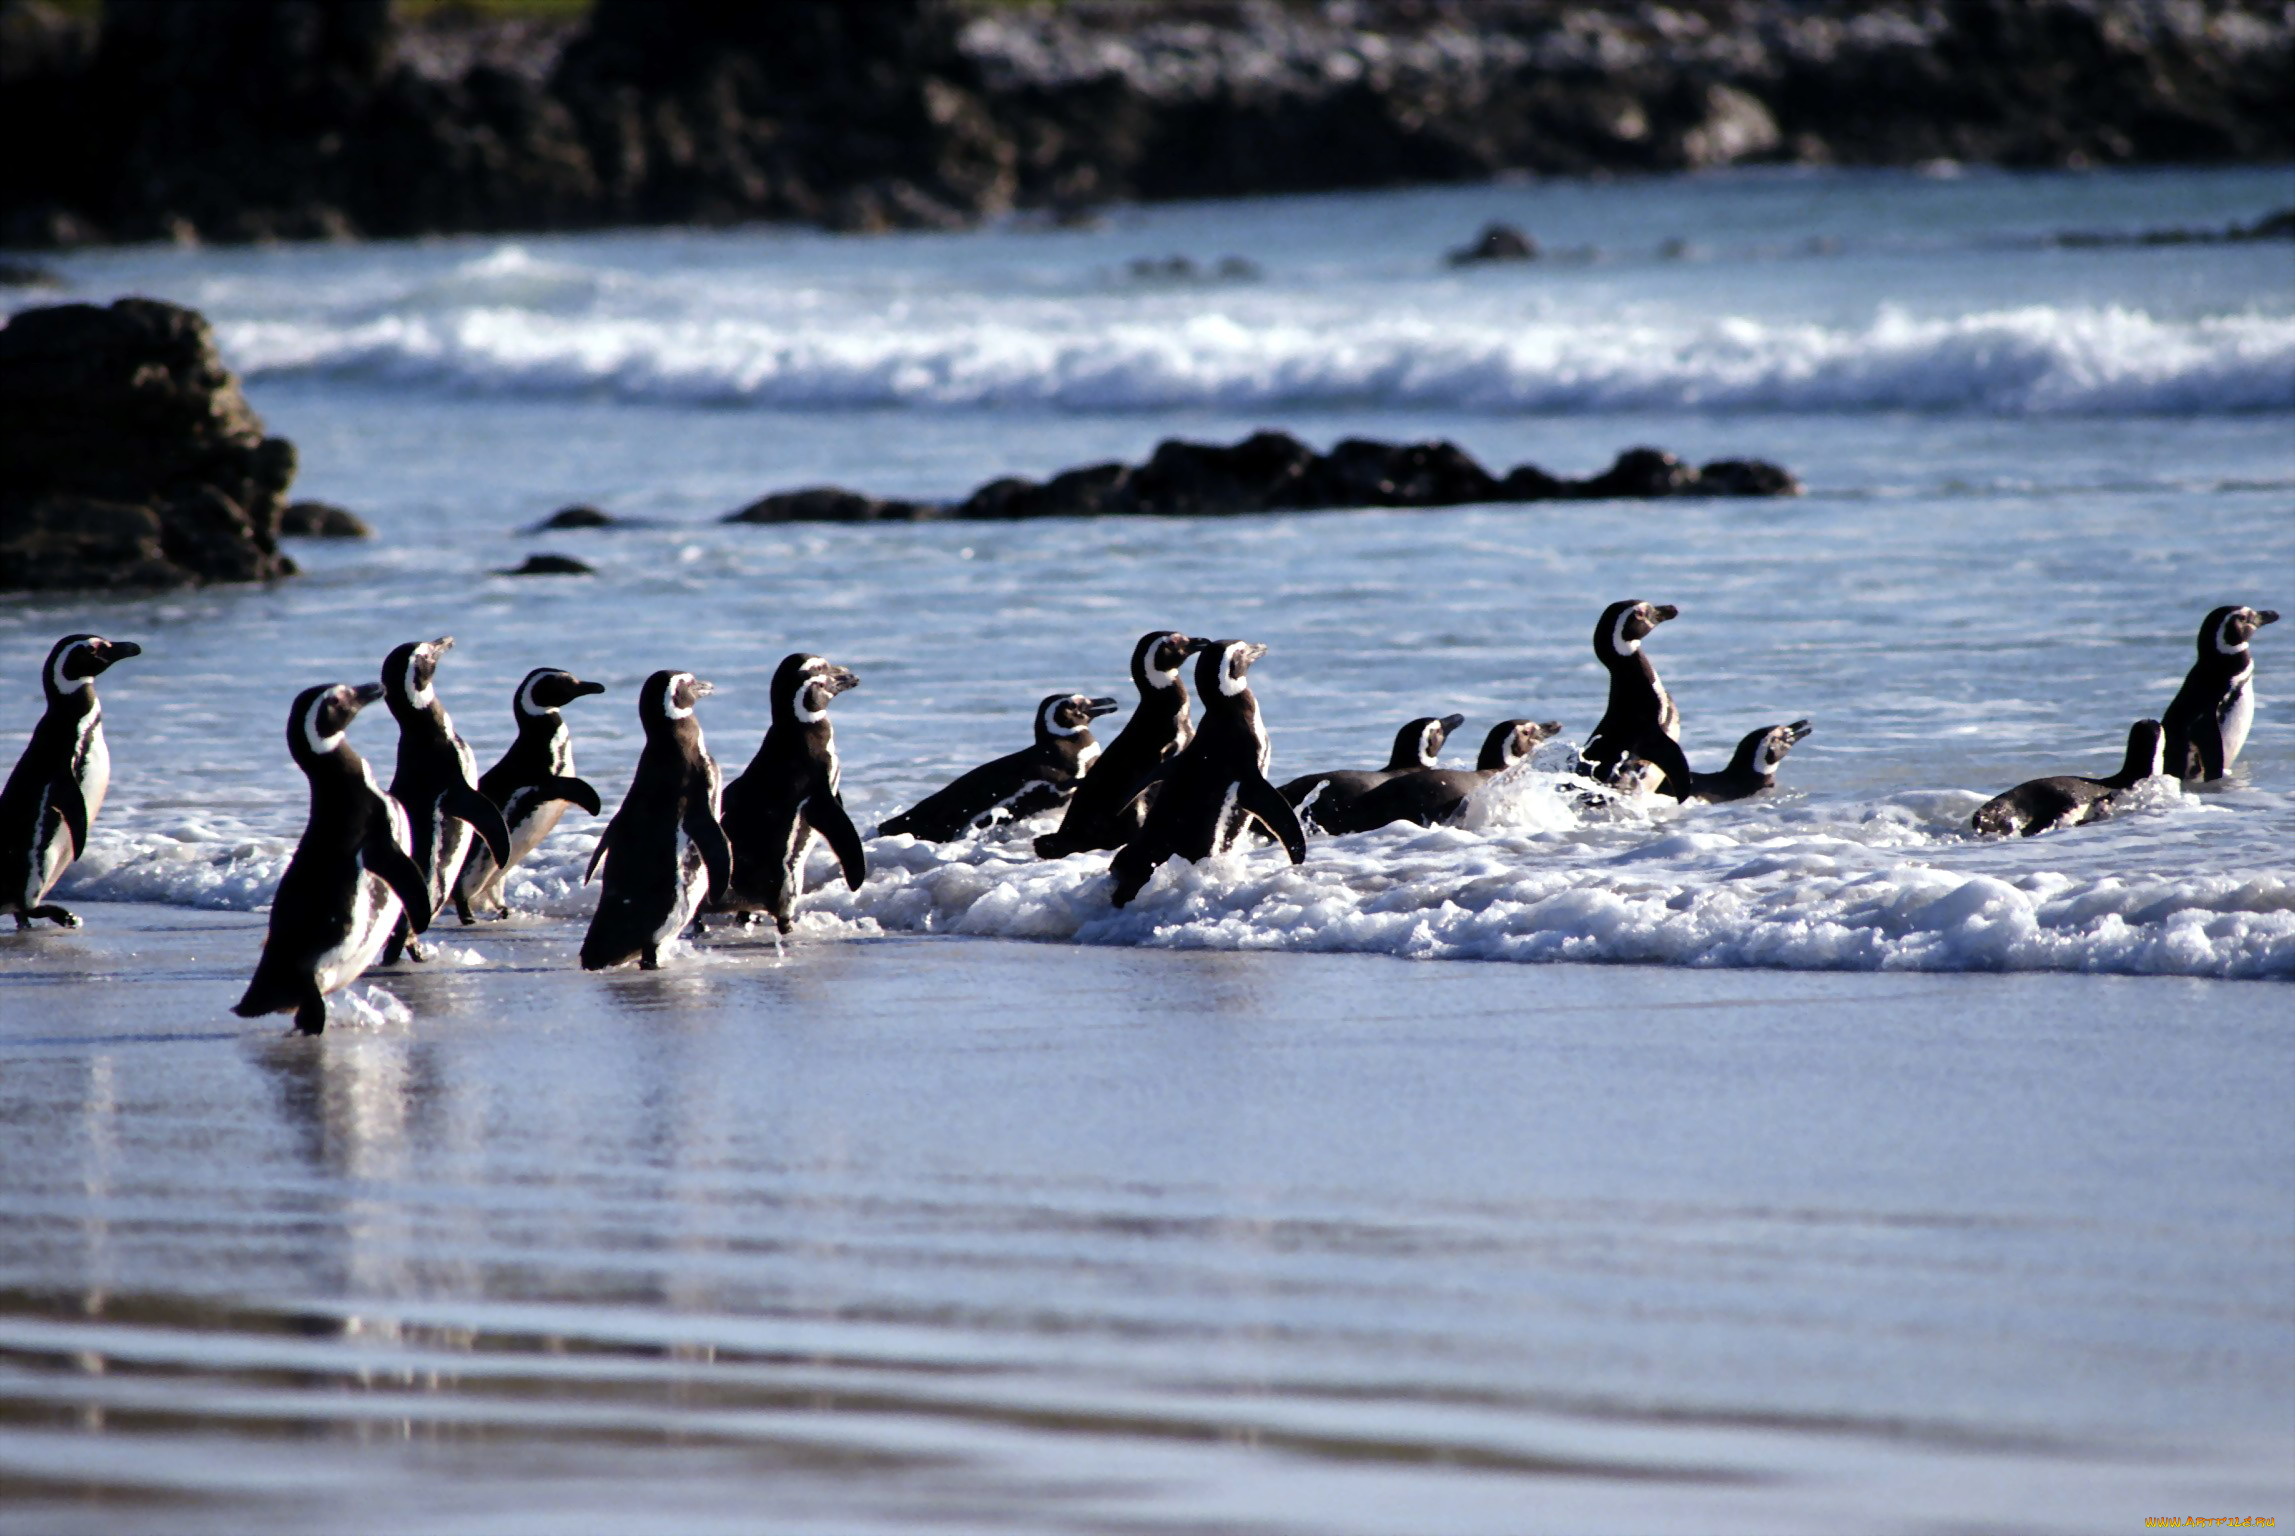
[6,165,2291,978]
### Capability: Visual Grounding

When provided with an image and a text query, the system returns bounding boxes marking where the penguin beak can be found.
[1649,605,1679,624]
[351,682,386,708]
[1234,642,1268,669]
[1084,697,1121,718]
[2257,610,2281,626]
[1184,636,1218,654]
[571,679,607,698]
[1784,719,1814,742]
[825,667,860,695]
[1438,713,1465,734]
[1534,720,1563,739]
[690,679,715,697]
[98,640,142,663]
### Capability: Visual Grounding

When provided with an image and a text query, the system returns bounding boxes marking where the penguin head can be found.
[1196,640,1268,699]
[1037,693,1121,745]
[288,681,385,767]
[1607,757,1670,797]
[2124,718,2166,781]
[1594,600,1678,660]
[640,670,713,730]
[2203,605,2279,656]
[1481,719,1563,771]
[43,634,141,699]
[1132,631,1203,692]
[383,636,454,716]
[516,668,605,719]
[1734,719,1813,779]
[1388,714,1466,770]
[775,653,859,724]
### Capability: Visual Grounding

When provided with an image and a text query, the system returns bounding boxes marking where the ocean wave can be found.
[216,299,2295,417]
[60,773,2295,981]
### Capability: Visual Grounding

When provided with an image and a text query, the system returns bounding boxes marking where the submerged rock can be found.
[279,500,373,538]
[729,432,1799,526]
[497,552,594,576]
[0,298,297,590]
[528,503,619,531]
[1447,223,1537,266]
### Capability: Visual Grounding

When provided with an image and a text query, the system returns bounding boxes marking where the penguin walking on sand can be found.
[454,667,606,923]
[1686,720,1814,803]
[1579,600,1694,800]
[1341,718,1564,831]
[1280,713,1465,834]
[581,670,732,971]
[1036,631,1207,859]
[0,634,140,930]
[234,683,434,1034]
[1108,640,1306,908]
[2162,604,2277,782]
[880,692,1120,842]
[712,652,866,933]
[1972,719,2166,837]
[378,637,511,963]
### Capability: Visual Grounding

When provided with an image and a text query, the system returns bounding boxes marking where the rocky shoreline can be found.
[4,0,2289,250]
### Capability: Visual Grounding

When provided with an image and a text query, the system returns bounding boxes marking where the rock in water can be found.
[497,553,595,576]
[280,500,373,538]
[1447,223,1537,266]
[0,299,299,590]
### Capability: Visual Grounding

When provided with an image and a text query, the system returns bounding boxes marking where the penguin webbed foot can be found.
[639,945,662,971]
[294,990,327,1036]
[28,904,79,929]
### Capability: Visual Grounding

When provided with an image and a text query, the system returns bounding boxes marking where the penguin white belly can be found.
[35,718,109,901]
[1212,781,1243,854]
[506,797,565,870]
[431,811,473,903]
[782,817,816,895]
[315,869,402,995]
[2219,678,2256,770]
[653,830,709,948]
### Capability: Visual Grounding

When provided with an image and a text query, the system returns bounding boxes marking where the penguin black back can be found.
[235,682,433,1033]
[456,667,606,922]
[1972,719,2166,837]
[581,669,732,970]
[1036,631,1206,858]
[881,692,1119,843]
[2162,605,2277,782]
[1687,720,1813,803]
[1341,718,1563,832]
[1,633,140,930]
[1108,640,1306,906]
[1279,713,1464,833]
[715,652,867,932]
[1579,600,1693,800]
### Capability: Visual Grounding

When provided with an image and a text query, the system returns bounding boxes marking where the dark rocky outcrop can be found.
[526,504,619,531]
[279,499,372,538]
[1449,223,1538,265]
[723,432,1798,528]
[497,553,594,576]
[2054,205,2295,248]
[4,0,2289,250]
[0,298,297,590]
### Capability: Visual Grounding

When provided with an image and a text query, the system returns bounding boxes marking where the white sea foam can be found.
[57,776,2295,980]
[219,300,2295,417]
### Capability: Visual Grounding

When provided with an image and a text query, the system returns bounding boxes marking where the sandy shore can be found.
[1,903,2289,1533]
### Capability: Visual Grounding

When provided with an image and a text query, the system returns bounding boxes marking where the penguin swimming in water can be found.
[453,667,606,923]
[1035,631,1207,859]
[712,652,866,933]
[234,683,434,1034]
[1686,720,1814,803]
[0,634,140,930]
[2162,604,2277,783]
[1972,719,2166,837]
[1341,718,1564,831]
[1579,600,1694,800]
[377,637,511,963]
[1279,713,1465,834]
[880,692,1120,843]
[1107,640,1307,908]
[580,670,732,971]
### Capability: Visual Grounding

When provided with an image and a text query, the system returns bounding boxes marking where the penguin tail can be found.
[233,971,291,1019]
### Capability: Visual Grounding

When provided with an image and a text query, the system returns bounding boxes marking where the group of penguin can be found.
[0,598,2274,1035]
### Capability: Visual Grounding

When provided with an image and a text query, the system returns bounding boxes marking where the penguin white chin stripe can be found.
[404,651,435,711]
[1219,644,1250,696]
[2216,615,2252,654]
[1610,609,1641,657]
[302,696,345,758]
[50,647,91,695]
[516,674,545,718]
[1044,699,1085,736]
[662,673,695,720]
[1419,726,1441,766]
[794,685,829,723]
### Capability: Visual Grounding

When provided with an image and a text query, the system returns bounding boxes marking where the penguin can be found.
[580,670,733,971]
[880,693,1120,842]
[1107,640,1307,908]
[377,636,511,964]
[0,634,140,930]
[1035,631,1207,859]
[1279,713,1465,834]
[1972,719,2166,837]
[453,667,606,923]
[2161,604,2277,782]
[1686,720,1814,803]
[1579,600,1694,800]
[1341,718,1564,831]
[234,683,434,1034]
[712,652,866,933]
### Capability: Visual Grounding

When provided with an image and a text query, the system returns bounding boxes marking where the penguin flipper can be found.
[53,777,89,858]
[447,784,515,867]
[1238,774,1309,865]
[2194,722,2226,782]
[686,802,734,905]
[366,833,435,934]
[808,792,868,891]
[584,818,617,883]
[1637,732,1697,801]
[538,775,603,817]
